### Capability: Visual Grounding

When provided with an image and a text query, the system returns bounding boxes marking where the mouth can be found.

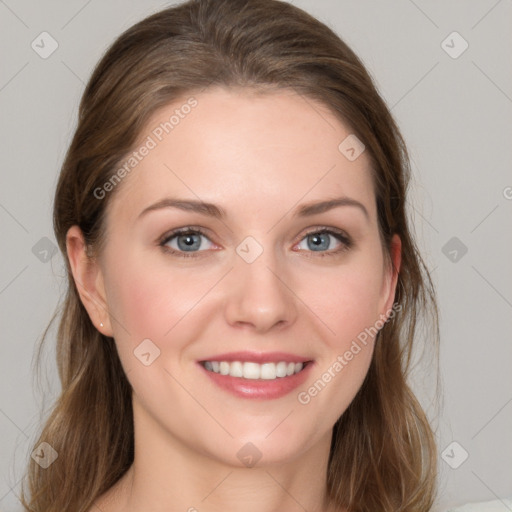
[199,360,311,380]
[197,351,314,400]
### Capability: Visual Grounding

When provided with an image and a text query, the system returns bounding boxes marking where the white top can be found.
[447,498,512,511]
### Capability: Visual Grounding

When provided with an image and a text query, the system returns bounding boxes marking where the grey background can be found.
[1,1,511,510]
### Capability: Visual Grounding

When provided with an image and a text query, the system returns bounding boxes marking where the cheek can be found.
[103,252,219,346]
[300,252,386,347]
[295,257,384,420]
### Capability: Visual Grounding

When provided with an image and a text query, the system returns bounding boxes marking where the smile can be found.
[201,360,307,380]
[198,356,314,399]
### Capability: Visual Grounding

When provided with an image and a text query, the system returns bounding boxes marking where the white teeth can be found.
[242,362,260,379]
[276,361,288,377]
[260,363,276,380]
[202,360,306,380]
[219,361,230,375]
[229,361,243,378]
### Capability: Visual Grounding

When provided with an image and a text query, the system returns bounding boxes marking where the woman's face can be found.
[84,87,399,467]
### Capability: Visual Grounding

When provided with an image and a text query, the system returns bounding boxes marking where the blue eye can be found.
[295,229,352,257]
[159,227,352,259]
[160,227,214,257]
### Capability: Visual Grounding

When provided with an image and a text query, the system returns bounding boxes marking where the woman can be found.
[21,0,439,510]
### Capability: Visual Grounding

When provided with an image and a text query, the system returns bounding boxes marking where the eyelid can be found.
[159,225,211,244]
[295,225,351,245]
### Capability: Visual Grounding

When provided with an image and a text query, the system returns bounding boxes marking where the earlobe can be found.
[380,234,402,320]
[66,225,113,336]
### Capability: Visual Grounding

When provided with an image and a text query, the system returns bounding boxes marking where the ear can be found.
[379,234,401,319]
[66,225,113,336]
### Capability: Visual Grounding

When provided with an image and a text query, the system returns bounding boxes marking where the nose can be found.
[224,248,299,333]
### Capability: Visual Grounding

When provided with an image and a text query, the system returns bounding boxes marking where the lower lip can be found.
[198,362,314,400]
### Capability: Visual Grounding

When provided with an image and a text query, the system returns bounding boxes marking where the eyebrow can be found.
[137,196,369,221]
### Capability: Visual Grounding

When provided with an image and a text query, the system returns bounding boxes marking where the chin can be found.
[203,427,322,469]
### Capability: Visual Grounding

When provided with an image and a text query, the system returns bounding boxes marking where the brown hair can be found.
[20,0,439,510]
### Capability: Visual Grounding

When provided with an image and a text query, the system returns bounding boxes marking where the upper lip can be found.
[198,351,312,364]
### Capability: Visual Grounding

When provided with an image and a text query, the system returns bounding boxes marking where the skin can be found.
[67,87,401,512]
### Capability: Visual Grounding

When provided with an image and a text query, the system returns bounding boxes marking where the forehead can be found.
[106,87,375,224]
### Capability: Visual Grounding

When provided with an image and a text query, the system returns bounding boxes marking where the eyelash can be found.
[158,226,353,259]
